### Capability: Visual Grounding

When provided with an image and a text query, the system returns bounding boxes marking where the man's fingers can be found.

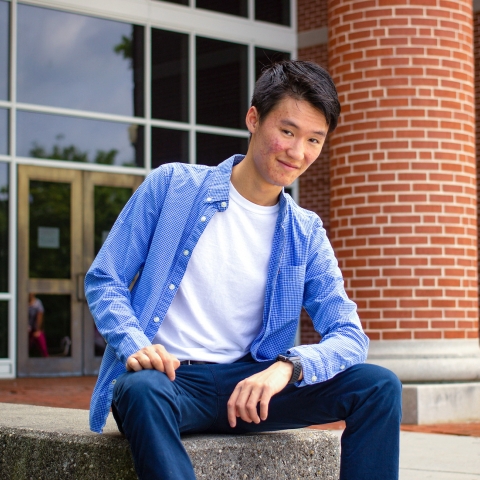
[126,357,142,372]
[126,345,180,379]
[227,386,242,428]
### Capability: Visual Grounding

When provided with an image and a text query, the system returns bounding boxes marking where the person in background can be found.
[28,293,48,357]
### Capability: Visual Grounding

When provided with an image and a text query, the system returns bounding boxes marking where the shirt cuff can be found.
[117,328,151,365]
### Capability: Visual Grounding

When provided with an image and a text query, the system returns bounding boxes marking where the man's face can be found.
[246,95,328,189]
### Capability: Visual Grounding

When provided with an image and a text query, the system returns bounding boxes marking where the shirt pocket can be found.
[271,265,306,320]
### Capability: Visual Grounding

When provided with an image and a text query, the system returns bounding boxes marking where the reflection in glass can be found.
[152,128,189,168]
[29,181,71,279]
[255,47,291,79]
[196,0,247,17]
[0,163,8,292]
[17,4,144,116]
[94,186,133,255]
[17,111,144,167]
[0,109,8,155]
[196,132,248,166]
[151,29,189,122]
[28,293,48,357]
[0,1,9,100]
[0,301,7,358]
[29,295,71,357]
[196,37,248,129]
[255,0,290,26]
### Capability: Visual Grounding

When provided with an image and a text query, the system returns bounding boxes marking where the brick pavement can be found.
[1,377,480,437]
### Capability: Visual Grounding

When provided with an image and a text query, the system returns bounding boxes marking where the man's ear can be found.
[245,106,260,134]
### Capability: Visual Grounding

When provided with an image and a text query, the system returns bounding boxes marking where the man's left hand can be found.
[227,361,302,428]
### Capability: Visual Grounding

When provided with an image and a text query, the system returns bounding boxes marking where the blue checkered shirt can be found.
[85,155,369,433]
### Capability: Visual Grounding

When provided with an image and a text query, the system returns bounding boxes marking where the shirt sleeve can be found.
[84,167,169,366]
[287,217,369,386]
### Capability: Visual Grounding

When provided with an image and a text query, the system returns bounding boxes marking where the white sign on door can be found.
[38,227,60,249]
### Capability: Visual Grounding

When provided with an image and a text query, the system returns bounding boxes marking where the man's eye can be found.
[310,138,320,144]
[283,130,293,136]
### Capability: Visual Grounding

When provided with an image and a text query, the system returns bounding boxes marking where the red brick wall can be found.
[298,0,328,32]
[328,0,478,341]
[475,11,480,336]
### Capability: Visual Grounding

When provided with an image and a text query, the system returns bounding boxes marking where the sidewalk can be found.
[1,376,480,479]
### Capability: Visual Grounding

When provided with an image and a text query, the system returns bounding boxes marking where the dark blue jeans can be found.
[113,358,401,480]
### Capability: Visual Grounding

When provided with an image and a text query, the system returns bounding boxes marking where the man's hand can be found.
[227,361,302,428]
[126,344,180,381]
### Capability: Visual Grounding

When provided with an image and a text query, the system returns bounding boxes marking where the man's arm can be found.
[85,167,171,367]
[228,216,368,427]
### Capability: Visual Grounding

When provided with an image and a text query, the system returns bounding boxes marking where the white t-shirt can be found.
[153,182,279,362]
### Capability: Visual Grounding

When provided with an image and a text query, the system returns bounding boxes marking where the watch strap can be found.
[276,354,302,384]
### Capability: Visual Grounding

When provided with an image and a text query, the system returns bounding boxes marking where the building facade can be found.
[1,0,480,423]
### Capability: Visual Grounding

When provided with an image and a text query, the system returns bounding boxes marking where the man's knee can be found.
[360,363,402,415]
[114,369,174,408]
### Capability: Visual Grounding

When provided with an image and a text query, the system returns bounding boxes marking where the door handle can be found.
[77,273,86,302]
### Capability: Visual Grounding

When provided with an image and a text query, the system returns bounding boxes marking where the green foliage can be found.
[29,142,119,166]
[113,33,133,69]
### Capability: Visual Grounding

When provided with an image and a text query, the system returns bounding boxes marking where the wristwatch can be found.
[276,354,302,384]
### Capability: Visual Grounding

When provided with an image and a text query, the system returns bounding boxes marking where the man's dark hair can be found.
[251,60,341,132]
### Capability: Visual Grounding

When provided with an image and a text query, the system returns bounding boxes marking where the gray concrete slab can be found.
[399,431,480,479]
[0,403,340,480]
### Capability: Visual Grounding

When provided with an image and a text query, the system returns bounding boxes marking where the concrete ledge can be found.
[367,339,480,382]
[402,383,480,424]
[0,403,340,479]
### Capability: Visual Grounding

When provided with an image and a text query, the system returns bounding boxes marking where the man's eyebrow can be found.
[280,119,327,137]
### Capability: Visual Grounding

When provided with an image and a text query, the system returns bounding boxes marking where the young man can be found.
[85,60,401,480]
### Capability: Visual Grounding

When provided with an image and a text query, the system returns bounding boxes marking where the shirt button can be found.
[183,250,189,256]
[311,375,317,382]
[221,201,227,208]
[112,379,116,385]
[153,316,160,323]
[340,365,345,370]
[169,284,175,290]
[200,216,206,222]
[206,197,212,202]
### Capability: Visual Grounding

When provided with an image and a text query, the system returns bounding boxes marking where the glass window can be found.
[0,109,8,155]
[152,128,189,168]
[0,163,8,292]
[151,29,189,122]
[196,0,247,18]
[0,1,9,100]
[17,111,144,167]
[29,181,71,279]
[196,132,248,166]
[17,4,144,117]
[255,0,290,26]
[196,37,248,129]
[255,47,291,79]
[0,301,7,358]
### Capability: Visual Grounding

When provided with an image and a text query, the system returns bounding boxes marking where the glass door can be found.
[17,166,141,376]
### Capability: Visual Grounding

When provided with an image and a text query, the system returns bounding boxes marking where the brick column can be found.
[327,0,480,385]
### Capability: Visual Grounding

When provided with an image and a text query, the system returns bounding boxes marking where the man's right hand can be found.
[126,344,180,381]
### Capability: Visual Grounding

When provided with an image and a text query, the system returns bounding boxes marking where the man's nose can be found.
[287,140,304,161]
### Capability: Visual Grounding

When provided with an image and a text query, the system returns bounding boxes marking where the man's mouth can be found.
[277,159,298,170]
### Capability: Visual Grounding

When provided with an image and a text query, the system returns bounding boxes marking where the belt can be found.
[180,360,217,365]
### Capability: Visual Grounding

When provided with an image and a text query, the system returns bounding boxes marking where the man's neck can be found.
[230,155,282,207]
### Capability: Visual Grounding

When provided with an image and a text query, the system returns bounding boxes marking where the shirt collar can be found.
[207,154,289,223]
